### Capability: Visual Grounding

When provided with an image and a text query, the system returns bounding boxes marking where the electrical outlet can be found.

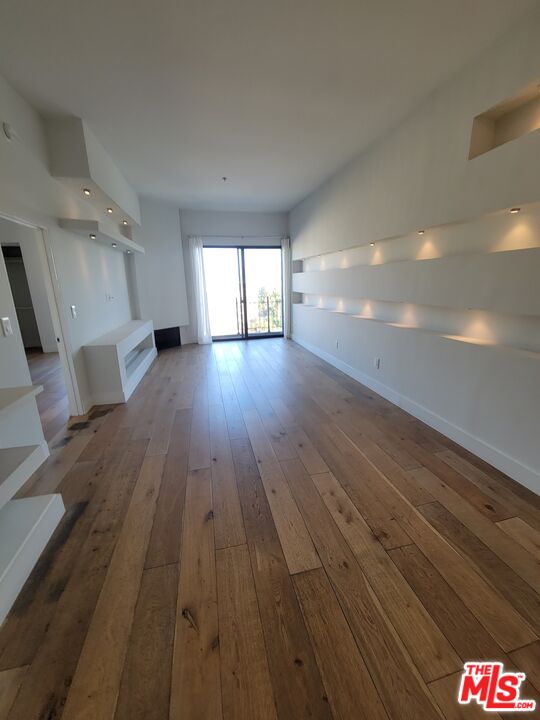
[1,316,13,336]
[374,357,381,370]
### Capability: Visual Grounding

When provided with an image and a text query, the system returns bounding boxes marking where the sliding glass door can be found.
[243,248,283,336]
[203,246,283,340]
[203,248,244,339]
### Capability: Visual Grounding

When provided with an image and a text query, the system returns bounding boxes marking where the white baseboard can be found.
[292,335,540,496]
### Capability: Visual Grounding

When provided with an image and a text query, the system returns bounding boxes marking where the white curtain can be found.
[189,236,212,345]
[281,237,292,339]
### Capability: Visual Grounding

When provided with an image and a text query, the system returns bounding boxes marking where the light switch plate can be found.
[70,305,77,319]
[1,317,13,336]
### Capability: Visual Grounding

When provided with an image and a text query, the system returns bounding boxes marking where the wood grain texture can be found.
[115,564,178,720]
[437,449,540,532]
[293,568,389,720]
[497,517,540,561]
[62,453,164,720]
[0,666,27,720]
[419,500,540,629]
[3,339,538,720]
[300,420,412,549]
[231,435,332,720]
[281,458,442,720]
[509,641,540,693]
[408,466,540,594]
[170,467,222,720]
[6,438,148,720]
[388,543,503,661]
[311,471,461,681]
[145,409,191,568]
[209,403,246,549]
[397,502,536,652]
[243,408,321,574]
[26,350,69,442]
[216,544,277,720]
[188,382,211,470]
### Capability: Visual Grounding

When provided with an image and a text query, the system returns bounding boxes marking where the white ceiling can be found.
[0,0,538,211]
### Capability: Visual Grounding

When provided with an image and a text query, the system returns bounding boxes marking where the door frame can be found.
[203,244,284,341]
[0,211,84,417]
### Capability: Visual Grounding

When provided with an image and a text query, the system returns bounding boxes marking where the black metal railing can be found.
[232,296,282,334]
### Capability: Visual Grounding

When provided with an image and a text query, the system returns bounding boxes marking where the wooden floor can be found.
[1,338,539,719]
[27,350,69,443]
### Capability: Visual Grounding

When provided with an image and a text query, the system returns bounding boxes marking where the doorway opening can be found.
[203,246,283,340]
[0,216,77,443]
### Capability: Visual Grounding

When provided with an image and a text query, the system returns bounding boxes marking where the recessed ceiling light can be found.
[83,188,91,196]
[106,207,113,214]
[370,242,375,247]
[111,242,117,248]
[122,219,128,225]
[126,249,132,254]
[89,233,96,239]
[417,229,425,235]
[509,207,520,214]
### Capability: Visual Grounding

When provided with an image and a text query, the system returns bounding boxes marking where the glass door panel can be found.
[243,248,283,336]
[203,245,283,340]
[203,247,243,339]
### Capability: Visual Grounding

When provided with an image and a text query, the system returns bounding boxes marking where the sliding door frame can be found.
[204,244,284,342]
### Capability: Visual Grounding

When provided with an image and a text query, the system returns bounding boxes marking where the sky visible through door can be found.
[203,247,283,338]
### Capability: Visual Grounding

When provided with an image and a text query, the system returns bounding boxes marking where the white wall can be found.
[133,196,189,332]
[180,209,288,239]
[179,209,288,343]
[0,71,134,413]
[290,10,540,493]
[50,231,132,408]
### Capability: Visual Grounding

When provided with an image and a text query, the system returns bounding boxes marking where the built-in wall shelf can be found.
[469,80,540,159]
[58,219,144,255]
[0,494,65,624]
[0,445,46,512]
[293,246,540,317]
[0,385,62,624]
[297,303,540,361]
[0,385,42,418]
[83,320,157,405]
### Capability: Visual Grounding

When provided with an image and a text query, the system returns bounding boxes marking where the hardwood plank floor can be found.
[3,338,539,719]
[26,350,69,443]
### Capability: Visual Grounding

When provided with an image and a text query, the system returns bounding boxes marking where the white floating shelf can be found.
[0,445,47,513]
[297,304,540,360]
[0,494,65,625]
[0,385,42,419]
[293,247,540,317]
[58,218,144,255]
[46,116,141,226]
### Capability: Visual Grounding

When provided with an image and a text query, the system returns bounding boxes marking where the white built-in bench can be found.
[83,320,157,404]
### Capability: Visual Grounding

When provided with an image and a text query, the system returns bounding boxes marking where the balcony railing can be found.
[242,297,283,334]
